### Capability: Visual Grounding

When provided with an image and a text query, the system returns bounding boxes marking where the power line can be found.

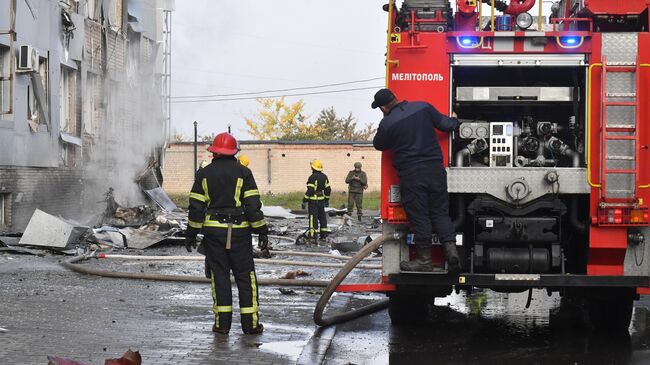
[171,77,384,99]
[171,86,382,104]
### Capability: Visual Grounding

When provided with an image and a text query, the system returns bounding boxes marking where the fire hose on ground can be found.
[60,234,392,326]
[313,234,391,327]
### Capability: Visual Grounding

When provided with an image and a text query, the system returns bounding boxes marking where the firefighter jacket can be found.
[187,156,268,238]
[303,171,331,202]
[373,101,459,172]
[345,170,367,194]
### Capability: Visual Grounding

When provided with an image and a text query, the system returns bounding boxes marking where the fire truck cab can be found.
[367,0,650,331]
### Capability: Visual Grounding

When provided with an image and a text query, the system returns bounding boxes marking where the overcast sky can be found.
[170,1,554,140]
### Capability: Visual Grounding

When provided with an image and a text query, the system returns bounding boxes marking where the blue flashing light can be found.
[559,36,581,47]
[458,36,480,47]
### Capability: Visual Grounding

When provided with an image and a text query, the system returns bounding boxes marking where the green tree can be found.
[315,107,376,141]
[245,97,321,140]
[245,98,376,141]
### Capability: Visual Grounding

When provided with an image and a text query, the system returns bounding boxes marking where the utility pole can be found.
[193,121,198,176]
[228,124,231,134]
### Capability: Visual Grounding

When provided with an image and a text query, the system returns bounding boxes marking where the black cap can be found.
[371,88,396,109]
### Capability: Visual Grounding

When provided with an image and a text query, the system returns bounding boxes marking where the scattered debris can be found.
[0,246,44,256]
[47,356,89,365]
[0,326,7,332]
[281,270,310,279]
[19,209,88,249]
[104,350,142,365]
[143,187,177,212]
[330,237,361,252]
[262,206,299,219]
[47,350,141,365]
[0,235,21,246]
[278,288,297,295]
[326,207,348,217]
[329,249,342,256]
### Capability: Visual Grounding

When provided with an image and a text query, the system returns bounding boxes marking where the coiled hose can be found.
[313,234,391,327]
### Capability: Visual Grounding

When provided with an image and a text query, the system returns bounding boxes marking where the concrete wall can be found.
[0,167,84,231]
[162,142,382,195]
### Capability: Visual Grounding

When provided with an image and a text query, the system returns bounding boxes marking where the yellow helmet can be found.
[239,154,250,167]
[310,159,323,171]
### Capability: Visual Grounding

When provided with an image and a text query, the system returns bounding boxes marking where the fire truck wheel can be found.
[588,288,635,333]
[388,294,429,325]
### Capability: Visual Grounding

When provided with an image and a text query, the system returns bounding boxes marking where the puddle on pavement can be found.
[258,340,308,360]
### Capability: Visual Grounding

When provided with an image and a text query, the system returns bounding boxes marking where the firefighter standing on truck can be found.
[185,132,268,335]
[302,160,332,242]
[371,88,461,274]
[345,162,368,221]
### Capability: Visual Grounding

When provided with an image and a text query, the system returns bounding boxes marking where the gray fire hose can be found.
[61,254,330,287]
[313,234,391,327]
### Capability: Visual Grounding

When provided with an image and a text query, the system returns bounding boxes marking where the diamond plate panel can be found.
[606,106,636,126]
[606,72,635,95]
[447,168,589,203]
[602,33,638,64]
[605,173,635,197]
[606,139,635,157]
[606,159,635,170]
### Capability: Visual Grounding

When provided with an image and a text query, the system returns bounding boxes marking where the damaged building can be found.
[0,0,173,233]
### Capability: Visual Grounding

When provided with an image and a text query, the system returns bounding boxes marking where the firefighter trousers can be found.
[307,200,328,238]
[399,163,455,245]
[203,233,261,333]
[347,192,363,217]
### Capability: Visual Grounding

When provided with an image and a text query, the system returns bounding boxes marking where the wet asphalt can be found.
[3,239,650,364]
[324,290,650,365]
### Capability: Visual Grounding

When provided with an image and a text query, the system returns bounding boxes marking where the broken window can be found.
[27,55,49,130]
[0,45,10,115]
[60,66,81,167]
[0,193,9,228]
[61,0,79,13]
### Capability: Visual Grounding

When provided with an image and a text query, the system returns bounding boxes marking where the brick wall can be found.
[162,142,382,195]
[0,167,84,233]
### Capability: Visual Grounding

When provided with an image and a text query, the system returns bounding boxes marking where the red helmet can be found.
[208,132,239,155]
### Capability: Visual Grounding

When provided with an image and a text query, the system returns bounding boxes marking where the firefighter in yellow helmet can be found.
[238,154,250,167]
[302,159,331,242]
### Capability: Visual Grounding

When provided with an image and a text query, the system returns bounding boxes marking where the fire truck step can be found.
[606,125,636,131]
[606,190,635,195]
[606,62,636,66]
[605,135,636,140]
[605,169,636,174]
[606,93,637,98]
[605,101,637,106]
[606,155,635,160]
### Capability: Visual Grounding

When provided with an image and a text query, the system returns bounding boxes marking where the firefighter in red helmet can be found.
[185,132,268,335]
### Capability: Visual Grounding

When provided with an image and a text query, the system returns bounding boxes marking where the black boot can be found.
[212,324,230,335]
[400,245,434,272]
[243,323,264,335]
[358,214,362,222]
[443,241,461,275]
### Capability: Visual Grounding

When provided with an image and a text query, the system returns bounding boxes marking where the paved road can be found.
[3,250,650,364]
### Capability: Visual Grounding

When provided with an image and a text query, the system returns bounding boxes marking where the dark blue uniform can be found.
[373,101,459,245]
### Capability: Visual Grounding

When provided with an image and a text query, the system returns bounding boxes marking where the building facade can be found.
[162,141,382,196]
[0,0,172,232]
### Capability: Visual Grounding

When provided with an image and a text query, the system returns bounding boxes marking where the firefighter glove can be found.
[301,201,308,210]
[185,235,198,252]
[324,200,329,208]
[258,234,269,251]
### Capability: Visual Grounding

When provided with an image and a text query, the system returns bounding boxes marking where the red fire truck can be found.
[333,0,650,331]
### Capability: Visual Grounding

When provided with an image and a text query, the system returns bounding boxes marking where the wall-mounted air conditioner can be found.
[17,45,39,73]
